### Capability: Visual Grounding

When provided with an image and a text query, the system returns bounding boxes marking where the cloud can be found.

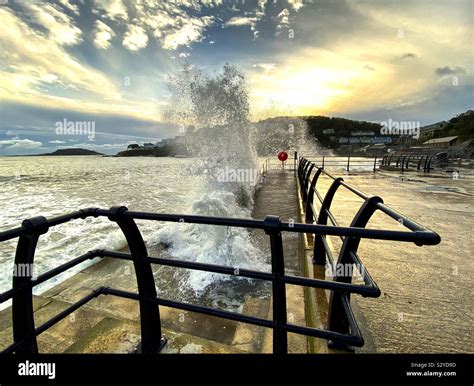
[288,0,305,11]
[224,16,258,28]
[222,0,269,33]
[122,24,149,51]
[276,9,290,34]
[57,0,80,15]
[253,63,277,73]
[49,140,66,144]
[0,139,43,150]
[133,2,215,50]
[93,0,128,21]
[93,20,115,49]
[17,1,82,46]
[0,8,161,120]
[435,66,466,77]
[162,17,214,50]
[394,52,418,61]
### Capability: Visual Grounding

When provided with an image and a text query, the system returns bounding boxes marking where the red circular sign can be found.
[278,151,288,162]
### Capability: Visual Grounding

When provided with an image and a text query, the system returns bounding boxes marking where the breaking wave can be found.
[150,64,269,294]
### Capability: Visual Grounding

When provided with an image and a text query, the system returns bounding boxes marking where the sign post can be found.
[277,151,288,170]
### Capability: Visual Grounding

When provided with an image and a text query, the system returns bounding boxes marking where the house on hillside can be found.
[420,121,447,139]
[423,136,458,148]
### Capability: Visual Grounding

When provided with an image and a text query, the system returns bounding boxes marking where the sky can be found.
[0,0,473,155]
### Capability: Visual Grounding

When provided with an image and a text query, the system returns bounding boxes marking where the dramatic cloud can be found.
[435,66,466,77]
[93,20,115,49]
[123,24,149,51]
[17,1,82,45]
[0,0,472,155]
[58,0,80,15]
[93,0,128,21]
[162,17,214,50]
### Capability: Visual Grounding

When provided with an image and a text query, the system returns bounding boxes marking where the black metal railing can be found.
[302,156,380,173]
[296,155,440,348]
[381,154,434,172]
[0,161,440,354]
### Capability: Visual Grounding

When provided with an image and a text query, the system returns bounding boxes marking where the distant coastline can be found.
[27,148,104,156]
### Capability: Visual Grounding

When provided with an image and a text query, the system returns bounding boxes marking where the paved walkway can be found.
[301,167,473,353]
[252,168,308,353]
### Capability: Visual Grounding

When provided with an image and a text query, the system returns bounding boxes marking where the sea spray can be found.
[151,64,268,294]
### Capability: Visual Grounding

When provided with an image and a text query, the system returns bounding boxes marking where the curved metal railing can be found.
[297,155,440,348]
[381,154,434,172]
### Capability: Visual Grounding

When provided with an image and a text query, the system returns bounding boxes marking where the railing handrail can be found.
[380,154,434,172]
[0,208,439,245]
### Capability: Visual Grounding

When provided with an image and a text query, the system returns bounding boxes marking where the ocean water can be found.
[0,155,270,310]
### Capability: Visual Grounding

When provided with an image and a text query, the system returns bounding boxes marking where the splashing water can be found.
[151,64,268,294]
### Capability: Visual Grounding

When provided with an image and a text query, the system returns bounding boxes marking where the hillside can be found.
[435,110,474,141]
[115,145,174,157]
[40,148,104,156]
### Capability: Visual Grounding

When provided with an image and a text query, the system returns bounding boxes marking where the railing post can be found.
[313,177,344,265]
[297,158,306,181]
[305,168,323,222]
[302,161,311,184]
[300,159,310,189]
[327,196,383,350]
[417,156,423,170]
[302,163,315,202]
[108,206,165,353]
[322,156,325,169]
[294,151,297,176]
[373,156,377,172]
[423,156,429,172]
[346,156,350,173]
[427,156,433,172]
[264,215,287,354]
[12,216,49,353]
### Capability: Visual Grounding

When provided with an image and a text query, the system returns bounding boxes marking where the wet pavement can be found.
[312,167,473,353]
